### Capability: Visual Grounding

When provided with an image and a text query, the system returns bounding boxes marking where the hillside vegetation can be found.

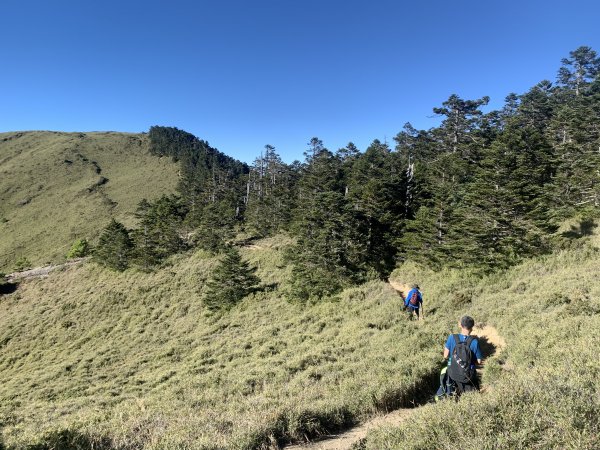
[0,131,178,271]
[363,226,600,449]
[82,48,600,301]
[0,235,444,448]
[1,228,599,449]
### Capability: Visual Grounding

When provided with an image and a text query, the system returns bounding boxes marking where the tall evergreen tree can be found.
[346,139,404,276]
[94,220,133,271]
[286,191,366,300]
[132,196,186,270]
[519,80,555,130]
[432,94,489,161]
[548,77,600,211]
[204,246,260,310]
[287,141,369,300]
[245,145,296,236]
[557,46,600,96]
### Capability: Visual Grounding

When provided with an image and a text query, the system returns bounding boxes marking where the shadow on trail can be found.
[279,368,441,448]
[477,335,498,360]
[17,428,118,450]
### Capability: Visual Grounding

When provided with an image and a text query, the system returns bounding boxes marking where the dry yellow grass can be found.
[0,235,457,449]
[364,237,600,449]
[0,131,178,271]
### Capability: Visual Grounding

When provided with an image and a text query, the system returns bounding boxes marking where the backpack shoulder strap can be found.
[453,334,461,346]
[465,335,476,347]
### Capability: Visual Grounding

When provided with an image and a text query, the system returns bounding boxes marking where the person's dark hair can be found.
[460,315,475,330]
[412,284,420,289]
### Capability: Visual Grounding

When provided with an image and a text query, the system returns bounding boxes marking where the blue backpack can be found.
[408,290,420,307]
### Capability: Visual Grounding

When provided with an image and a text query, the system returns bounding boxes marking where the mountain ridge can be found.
[0,130,179,271]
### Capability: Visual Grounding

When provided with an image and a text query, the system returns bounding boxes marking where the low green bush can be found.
[67,239,90,259]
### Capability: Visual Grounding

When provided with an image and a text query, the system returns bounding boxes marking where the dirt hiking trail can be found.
[5,258,87,282]
[284,281,506,450]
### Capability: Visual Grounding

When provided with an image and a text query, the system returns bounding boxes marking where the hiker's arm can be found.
[443,347,449,360]
[474,341,483,365]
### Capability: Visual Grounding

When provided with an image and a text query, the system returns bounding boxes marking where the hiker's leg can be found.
[471,373,480,391]
[461,383,477,393]
[452,381,464,401]
[446,376,457,397]
[457,373,479,393]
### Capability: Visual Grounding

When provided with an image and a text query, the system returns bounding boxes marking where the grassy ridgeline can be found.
[0,131,178,271]
[0,235,467,449]
[365,245,600,449]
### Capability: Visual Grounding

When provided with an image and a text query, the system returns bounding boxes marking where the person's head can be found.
[460,315,475,331]
[412,284,420,290]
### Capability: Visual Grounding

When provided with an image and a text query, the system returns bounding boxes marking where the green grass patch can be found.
[2,230,600,449]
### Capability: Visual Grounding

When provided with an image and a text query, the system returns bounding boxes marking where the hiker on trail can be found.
[443,315,483,394]
[404,284,423,320]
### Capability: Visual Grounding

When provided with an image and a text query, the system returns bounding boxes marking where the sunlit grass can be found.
[1,228,599,449]
[0,131,178,271]
[0,234,460,449]
[364,240,600,449]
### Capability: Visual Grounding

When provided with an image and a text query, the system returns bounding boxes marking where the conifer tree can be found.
[557,46,600,96]
[94,220,133,271]
[132,196,186,270]
[519,80,555,130]
[193,201,238,253]
[204,246,260,310]
[548,78,600,212]
[245,145,296,236]
[346,139,404,276]
[286,141,371,300]
[432,94,490,161]
[286,191,365,300]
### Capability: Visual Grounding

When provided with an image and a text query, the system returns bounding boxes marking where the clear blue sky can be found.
[2,0,599,163]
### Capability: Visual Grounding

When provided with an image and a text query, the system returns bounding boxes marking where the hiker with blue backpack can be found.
[404,284,423,320]
[442,315,483,395]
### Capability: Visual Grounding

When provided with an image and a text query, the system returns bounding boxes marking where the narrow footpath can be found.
[5,258,87,282]
[284,281,506,450]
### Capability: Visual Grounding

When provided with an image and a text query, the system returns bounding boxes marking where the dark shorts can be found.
[406,306,419,318]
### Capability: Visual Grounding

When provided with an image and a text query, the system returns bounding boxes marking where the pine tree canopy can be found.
[94,47,600,300]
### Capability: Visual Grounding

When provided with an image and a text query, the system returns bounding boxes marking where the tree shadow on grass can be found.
[25,429,120,450]
[273,368,441,448]
[561,218,597,239]
[0,282,18,295]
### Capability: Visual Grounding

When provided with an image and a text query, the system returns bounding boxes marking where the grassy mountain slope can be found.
[364,228,600,449]
[1,227,599,449]
[0,235,448,449]
[0,131,178,271]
